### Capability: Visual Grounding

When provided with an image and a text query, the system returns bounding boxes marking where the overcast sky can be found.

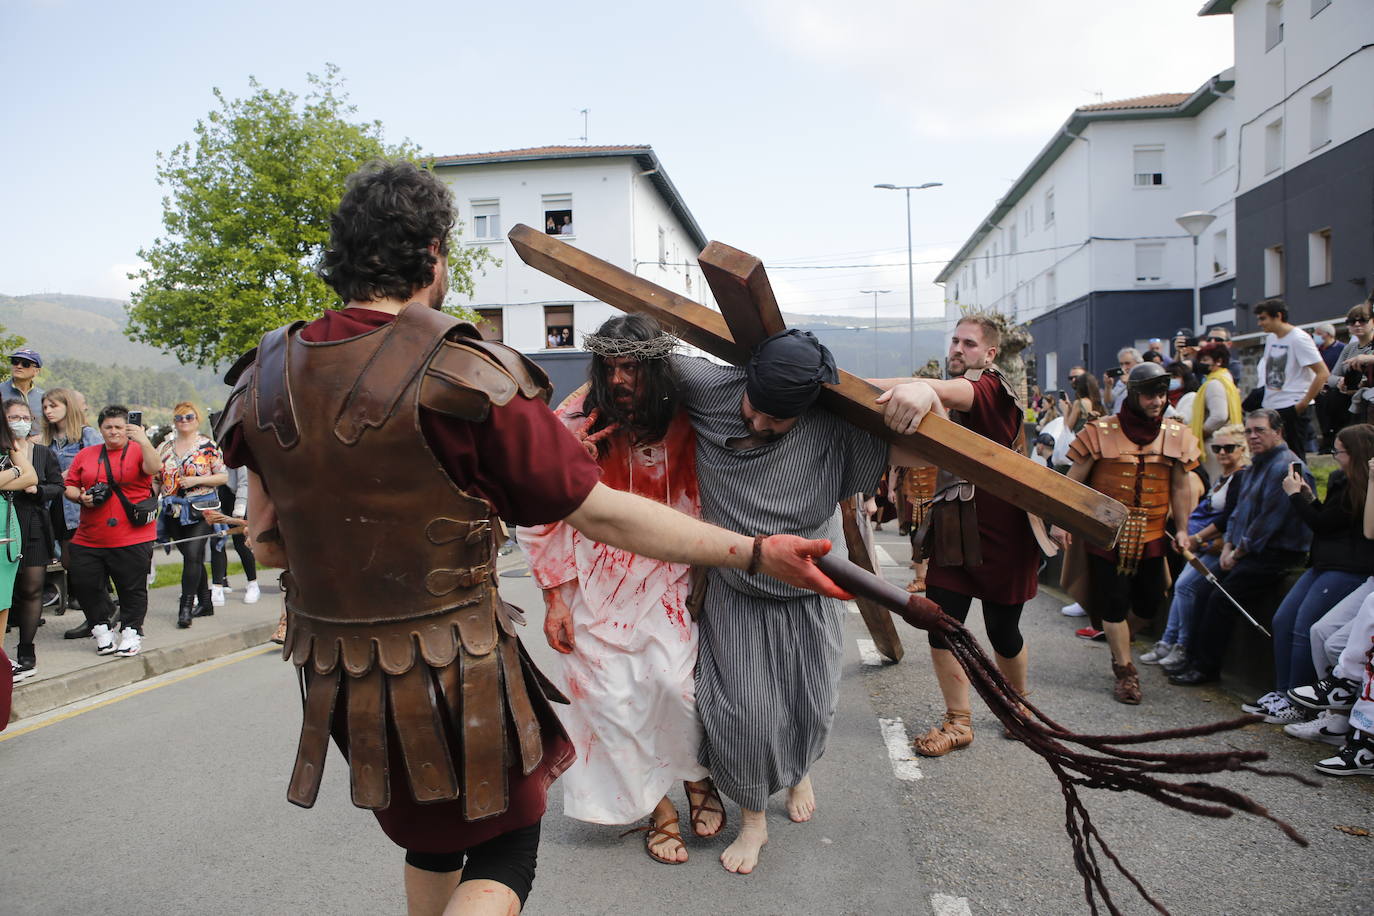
[0,0,1232,326]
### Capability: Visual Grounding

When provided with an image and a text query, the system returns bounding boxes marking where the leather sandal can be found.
[620,814,686,865]
[912,710,973,757]
[1112,661,1142,705]
[684,778,727,838]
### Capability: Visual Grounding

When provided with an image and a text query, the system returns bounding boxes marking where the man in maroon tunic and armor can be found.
[216,160,846,916]
[873,313,1040,757]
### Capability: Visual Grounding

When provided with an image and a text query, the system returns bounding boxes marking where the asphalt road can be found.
[3,532,1372,915]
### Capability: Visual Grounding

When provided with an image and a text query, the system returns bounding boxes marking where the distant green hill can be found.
[0,293,227,418]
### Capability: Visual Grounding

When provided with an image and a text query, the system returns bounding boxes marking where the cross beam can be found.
[507,224,1126,548]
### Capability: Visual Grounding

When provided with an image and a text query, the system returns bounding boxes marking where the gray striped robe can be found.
[673,356,888,809]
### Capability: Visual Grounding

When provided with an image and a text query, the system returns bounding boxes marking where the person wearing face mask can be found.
[0,408,41,674]
[4,399,63,683]
[1312,323,1344,453]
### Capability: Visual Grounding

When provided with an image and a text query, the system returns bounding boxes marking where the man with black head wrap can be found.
[668,329,890,875]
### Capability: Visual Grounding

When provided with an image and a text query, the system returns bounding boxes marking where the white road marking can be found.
[930,893,973,916]
[874,545,898,567]
[856,638,883,666]
[877,717,923,781]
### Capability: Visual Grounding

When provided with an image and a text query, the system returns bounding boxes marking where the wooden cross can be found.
[507,223,1127,550]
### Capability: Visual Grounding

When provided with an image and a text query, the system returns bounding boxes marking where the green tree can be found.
[0,324,25,382]
[128,65,490,368]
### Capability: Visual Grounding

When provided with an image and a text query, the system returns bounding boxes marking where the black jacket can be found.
[9,444,63,554]
[1290,470,1374,574]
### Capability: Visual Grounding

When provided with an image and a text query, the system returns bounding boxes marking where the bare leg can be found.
[446,880,521,916]
[995,648,1029,695]
[786,774,815,822]
[405,865,462,916]
[720,807,768,874]
[1103,620,1131,667]
[931,647,970,711]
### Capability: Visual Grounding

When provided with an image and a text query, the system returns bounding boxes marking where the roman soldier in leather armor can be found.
[1059,361,1201,705]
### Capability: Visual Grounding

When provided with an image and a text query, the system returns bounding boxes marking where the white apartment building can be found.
[937,0,1373,387]
[430,145,709,396]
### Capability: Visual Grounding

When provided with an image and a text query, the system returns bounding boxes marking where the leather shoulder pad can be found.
[464,339,552,403]
[223,346,258,386]
[214,360,256,444]
[418,339,522,422]
[1160,419,1189,460]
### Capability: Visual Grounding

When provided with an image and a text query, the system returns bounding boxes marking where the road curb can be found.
[9,621,278,722]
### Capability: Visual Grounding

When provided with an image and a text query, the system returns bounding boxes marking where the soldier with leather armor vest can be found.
[872,314,1041,759]
[1053,361,1201,705]
[215,160,848,916]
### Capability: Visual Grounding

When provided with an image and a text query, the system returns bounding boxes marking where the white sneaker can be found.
[1140,641,1173,664]
[147,568,156,586]
[243,581,260,604]
[1060,602,1086,617]
[92,623,116,656]
[114,629,142,657]
[1284,710,1350,747]
[1159,645,1189,670]
[211,585,226,607]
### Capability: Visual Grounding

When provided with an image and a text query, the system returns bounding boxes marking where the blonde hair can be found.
[41,388,88,445]
[1213,423,1250,466]
[173,401,199,420]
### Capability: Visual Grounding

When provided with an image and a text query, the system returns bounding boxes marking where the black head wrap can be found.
[744,329,839,419]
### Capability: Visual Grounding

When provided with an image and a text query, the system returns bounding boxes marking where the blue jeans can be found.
[1271,567,1366,691]
[1160,552,1220,648]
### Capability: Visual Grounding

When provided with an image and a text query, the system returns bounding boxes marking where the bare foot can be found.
[720,809,768,874]
[786,775,816,822]
[648,798,688,863]
[684,778,725,837]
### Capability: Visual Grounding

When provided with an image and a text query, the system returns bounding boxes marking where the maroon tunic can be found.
[222,307,600,853]
[925,372,1039,605]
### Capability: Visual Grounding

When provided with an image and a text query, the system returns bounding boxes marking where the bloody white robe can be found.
[518,388,708,824]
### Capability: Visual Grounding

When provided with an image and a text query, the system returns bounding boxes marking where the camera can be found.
[86,482,112,506]
[1106,367,1124,379]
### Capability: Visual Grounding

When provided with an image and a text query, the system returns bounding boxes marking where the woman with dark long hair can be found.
[1062,371,1105,435]
[4,398,64,682]
[1249,423,1374,724]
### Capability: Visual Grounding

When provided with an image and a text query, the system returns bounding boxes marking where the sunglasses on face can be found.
[1205,336,1229,342]
[1211,443,1240,454]
[173,413,198,423]
[1351,318,1370,325]
[9,358,35,368]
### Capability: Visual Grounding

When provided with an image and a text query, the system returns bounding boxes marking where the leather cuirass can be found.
[218,303,568,820]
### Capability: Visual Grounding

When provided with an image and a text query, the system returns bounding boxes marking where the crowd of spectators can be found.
[2,347,259,686]
[1030,296,1374,778]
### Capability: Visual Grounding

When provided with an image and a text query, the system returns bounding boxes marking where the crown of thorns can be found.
[581,331,677,359]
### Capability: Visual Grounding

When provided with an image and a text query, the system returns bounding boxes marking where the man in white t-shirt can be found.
[1255,298,1329,457]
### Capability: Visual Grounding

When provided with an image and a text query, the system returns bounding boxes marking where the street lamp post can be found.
[875,181,942,371]
[859,288,891,376]
[1175,210,1217,336]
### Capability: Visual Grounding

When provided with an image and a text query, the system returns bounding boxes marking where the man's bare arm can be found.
[564,482,846,598]
[246,470,288,569]
[1297,361,1330,412]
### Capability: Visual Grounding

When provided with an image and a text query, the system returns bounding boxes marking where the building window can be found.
[1265,119,1284,174]
[1008,226,1017,255]
[1308,229,1333,286]
[1045,269,1057,308]
[1044,190,1055,227]
[1133,146,1165,187]
[1212,229,1229,276]
[474,308,504,342]
[542,195,574,236]
[1134,243,1164,284]
[1265,0,1284,50]
[991,242,998,273]
[469,199,500,240]
[1310,0,1329,17]
[1310,89,1332,150]
[657,226,667,266]
[544,306,574,348]
[1211,131,1228,175]
[1264,245,1285,297]
[1025,206,1033,235]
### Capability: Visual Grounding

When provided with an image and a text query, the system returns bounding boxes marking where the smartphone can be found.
[128,410,143,426]
[1106,368,1123,379]
[1290,461,1302,477]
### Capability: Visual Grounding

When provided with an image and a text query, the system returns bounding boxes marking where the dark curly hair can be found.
[318,159,455,303]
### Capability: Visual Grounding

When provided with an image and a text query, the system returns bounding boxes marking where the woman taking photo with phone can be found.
[157,402,227,629]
